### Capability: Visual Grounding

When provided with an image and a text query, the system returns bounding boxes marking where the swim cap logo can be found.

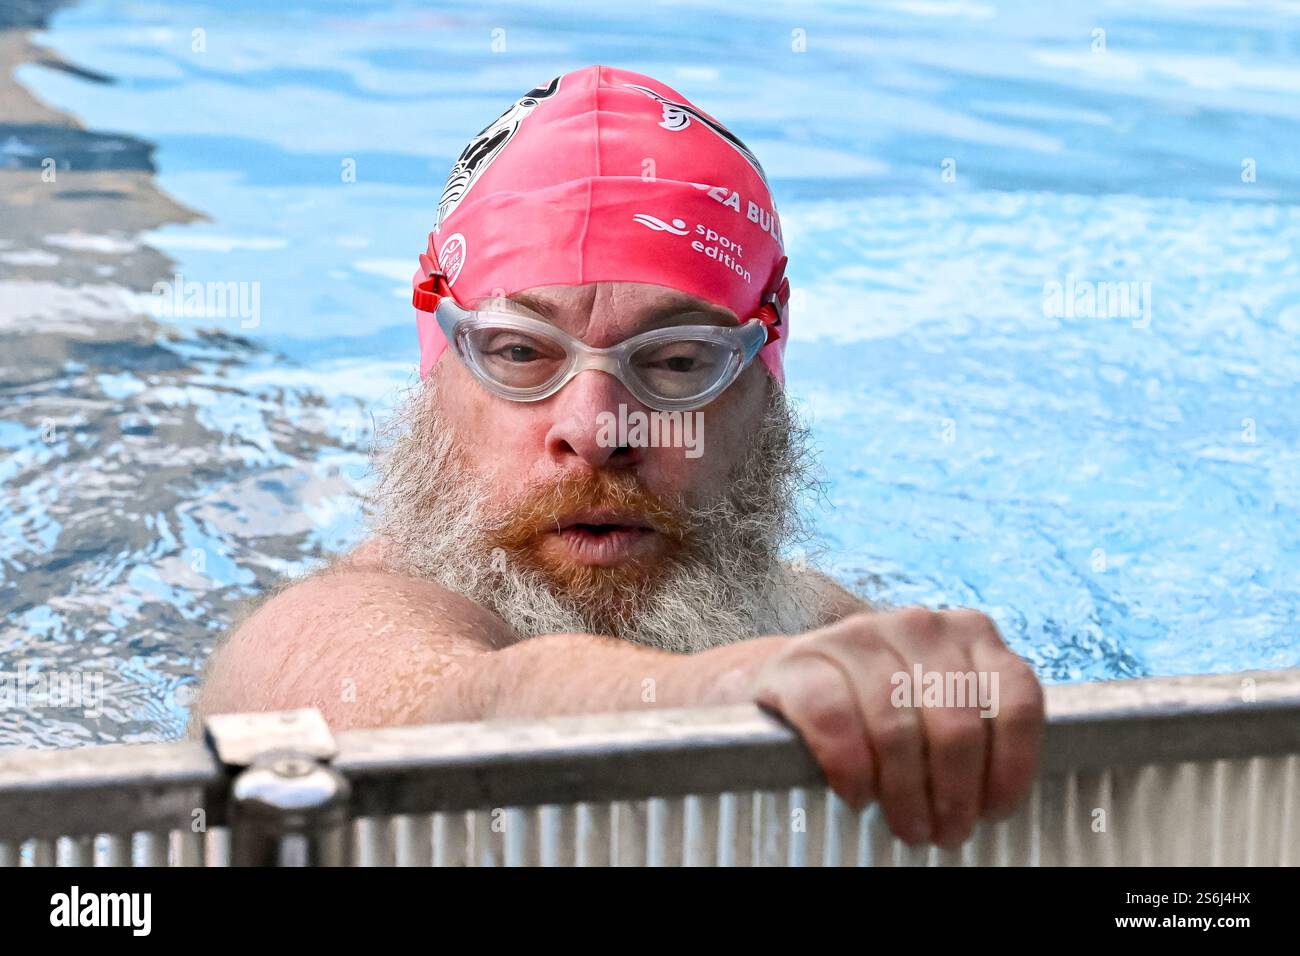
[632,214,690,235]
[622,83,771,189]
[631,214,753,285]
[438,233,467,285]
[436,75,562,229]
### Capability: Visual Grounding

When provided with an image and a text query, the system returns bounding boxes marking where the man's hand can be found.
[750,607,1044,848]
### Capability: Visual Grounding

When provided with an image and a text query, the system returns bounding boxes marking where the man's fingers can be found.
[971,641,1045,819]
[812,630,931,845]
[888,611,987,848]
[894,661,987,846]
[751,607,1046,848]
[753,652,876,809]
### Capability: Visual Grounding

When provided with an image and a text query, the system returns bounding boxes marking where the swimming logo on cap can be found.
[436,75,563,228]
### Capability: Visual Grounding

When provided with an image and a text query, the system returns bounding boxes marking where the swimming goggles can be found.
[414,271,783,412]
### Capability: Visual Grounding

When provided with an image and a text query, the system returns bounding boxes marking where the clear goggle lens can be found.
[463,326,739,400]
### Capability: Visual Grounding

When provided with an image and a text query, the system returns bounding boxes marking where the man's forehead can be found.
[485,281,739,330]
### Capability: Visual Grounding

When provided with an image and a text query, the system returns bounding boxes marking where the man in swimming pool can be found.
[196,66,1044,848]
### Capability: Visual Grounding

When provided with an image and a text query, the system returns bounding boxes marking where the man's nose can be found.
[542,369,644,470]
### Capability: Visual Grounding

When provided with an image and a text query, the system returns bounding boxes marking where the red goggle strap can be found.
[413,270,453,313]
[753,256,791,346]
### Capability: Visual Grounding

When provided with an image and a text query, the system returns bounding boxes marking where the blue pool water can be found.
[3,0,1299,745]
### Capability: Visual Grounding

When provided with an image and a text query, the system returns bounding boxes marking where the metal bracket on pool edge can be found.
[203,709,351,866]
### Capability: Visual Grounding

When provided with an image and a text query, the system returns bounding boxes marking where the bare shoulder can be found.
[797,567,875,626]
[191,555,519,729]
[336,535,388,570]
[229,563,514,649]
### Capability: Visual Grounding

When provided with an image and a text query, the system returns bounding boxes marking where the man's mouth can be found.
[546,510,660,566]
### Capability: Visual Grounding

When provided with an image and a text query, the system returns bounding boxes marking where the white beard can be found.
[364,374,822,652]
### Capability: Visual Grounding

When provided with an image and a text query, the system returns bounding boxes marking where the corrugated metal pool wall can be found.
[2,668,1298,865]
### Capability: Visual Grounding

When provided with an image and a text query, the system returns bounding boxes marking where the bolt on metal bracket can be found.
[203,709,351,867]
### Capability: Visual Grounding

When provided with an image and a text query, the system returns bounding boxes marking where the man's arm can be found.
[192,564,784,730]
[195,546,857,729]
[194,561,1044,847]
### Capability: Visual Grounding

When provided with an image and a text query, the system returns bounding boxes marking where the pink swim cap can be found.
[413,64,790,385]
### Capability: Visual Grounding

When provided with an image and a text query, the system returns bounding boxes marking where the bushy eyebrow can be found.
[501,292,556,320]
[504,291,738,329]
[644,297,739,328]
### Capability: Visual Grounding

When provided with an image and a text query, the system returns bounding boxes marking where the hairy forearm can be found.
[419,632,790,723]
